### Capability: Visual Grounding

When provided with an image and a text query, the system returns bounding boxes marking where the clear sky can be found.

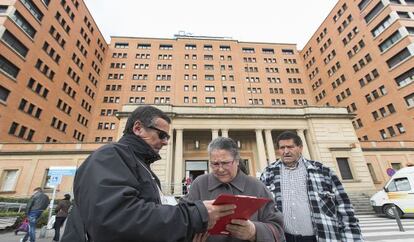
[83,0,338,50]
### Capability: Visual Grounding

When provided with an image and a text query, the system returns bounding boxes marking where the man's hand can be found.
[192,232,209,242]
[203,200,236,229]
[226,219,256,241]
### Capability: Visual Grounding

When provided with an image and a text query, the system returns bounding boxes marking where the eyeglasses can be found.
[209,160,235,169]
[147,126,170,140]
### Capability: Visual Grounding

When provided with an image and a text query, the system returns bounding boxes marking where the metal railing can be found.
[0,202,26,213]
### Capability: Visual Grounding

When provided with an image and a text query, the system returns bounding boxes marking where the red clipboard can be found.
[208,194,271,235]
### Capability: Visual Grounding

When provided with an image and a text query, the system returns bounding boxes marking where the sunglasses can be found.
[147,126,170,140]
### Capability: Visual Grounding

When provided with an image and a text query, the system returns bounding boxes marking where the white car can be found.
[370,166,414,218]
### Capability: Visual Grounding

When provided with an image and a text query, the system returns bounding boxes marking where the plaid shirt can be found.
[260,158,363,242]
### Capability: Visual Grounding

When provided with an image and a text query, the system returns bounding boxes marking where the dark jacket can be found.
[26,191,49,213]
[55,199,71,218]
[61,134,208,242]
[260,158,362,242]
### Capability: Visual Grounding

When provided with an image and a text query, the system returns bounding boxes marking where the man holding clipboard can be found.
[185,137,284,242]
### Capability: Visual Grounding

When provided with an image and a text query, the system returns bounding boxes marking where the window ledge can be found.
[0,191,16,194]
[341,179,362,183]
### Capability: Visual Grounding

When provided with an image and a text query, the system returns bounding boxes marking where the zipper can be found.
[131,150,162,203]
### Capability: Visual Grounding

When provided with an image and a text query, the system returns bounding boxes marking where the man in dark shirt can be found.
[21,187,49,242]
[62,105,235,242]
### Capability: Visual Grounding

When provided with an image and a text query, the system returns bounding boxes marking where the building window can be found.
[395,67,414,87]
[219,45,231,51]
[0,169,19,191]
[336,157,353,180]
[0,55,20,78]
[386,48,411,68]
[379,30,402,52]
[358,0,370,10]
[380,129,387,139]
[115,42,129,48]
[391,163,402,171]
[0,5,8,13]
[282,49,294,55]
[159,44,173,50]
[364,1,384,23]
[137,44,151,49]
[21,0,44,22]
[396,123,405,134]
[404,93,414,107]
[242,47,255,53]
[1,30,29,57]
[0,85,10,102]
[387,126,396,137]
[205,97,215,104]
[185,44,197,50]
[11,11,37,38]
[371,16,392,38]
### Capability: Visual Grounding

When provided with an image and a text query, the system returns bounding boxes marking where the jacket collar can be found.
[118,133,161,165]
[208,170,247,193]
[274,156,316,171]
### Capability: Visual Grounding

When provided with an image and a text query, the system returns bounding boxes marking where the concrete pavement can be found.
[0,228,56,242]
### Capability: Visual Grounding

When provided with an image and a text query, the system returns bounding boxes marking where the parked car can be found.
[370,166,414,218]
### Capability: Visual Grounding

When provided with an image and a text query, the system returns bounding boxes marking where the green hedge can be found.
[0,197,30,203]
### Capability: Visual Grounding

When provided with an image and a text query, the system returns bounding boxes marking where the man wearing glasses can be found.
[62,105,235,242]
[185,137,284,242]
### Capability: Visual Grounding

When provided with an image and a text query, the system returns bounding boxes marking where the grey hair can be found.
[208,137,240,161]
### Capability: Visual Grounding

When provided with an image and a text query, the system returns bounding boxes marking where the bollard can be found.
[392,205,405,232]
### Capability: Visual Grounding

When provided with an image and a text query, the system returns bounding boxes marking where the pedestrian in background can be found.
[260,131,362,242]
[21,187,49,242]
[52,194,71,241]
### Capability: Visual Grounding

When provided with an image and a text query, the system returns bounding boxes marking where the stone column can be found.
[255,129,267,173]
[221,129,229,138]
[212,129,219,140]
[264,129,276,162]
[174,129,183,195]
[165,126,174,194]
[297,129,310,159]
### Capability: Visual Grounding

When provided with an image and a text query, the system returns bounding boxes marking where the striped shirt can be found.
[281,157,314,235]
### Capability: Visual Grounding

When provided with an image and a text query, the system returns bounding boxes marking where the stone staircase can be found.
[348,193,375,215]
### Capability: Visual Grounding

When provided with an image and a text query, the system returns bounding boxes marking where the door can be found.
[185,160,208,181]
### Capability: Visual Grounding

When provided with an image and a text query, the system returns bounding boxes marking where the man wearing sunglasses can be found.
[62,105,235,242]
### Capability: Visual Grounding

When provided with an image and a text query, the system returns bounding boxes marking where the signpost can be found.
[40,166,76,238]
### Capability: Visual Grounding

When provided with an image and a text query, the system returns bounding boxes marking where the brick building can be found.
[0,0,413,196]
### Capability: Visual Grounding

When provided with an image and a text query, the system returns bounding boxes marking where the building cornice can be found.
[116,105,355,120]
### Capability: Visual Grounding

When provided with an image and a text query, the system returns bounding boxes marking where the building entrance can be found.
[185,160,208,181]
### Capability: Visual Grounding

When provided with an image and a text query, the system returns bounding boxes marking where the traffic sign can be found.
[386,168,396,177]
[48,166,77,176]
[46,175,62,187]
